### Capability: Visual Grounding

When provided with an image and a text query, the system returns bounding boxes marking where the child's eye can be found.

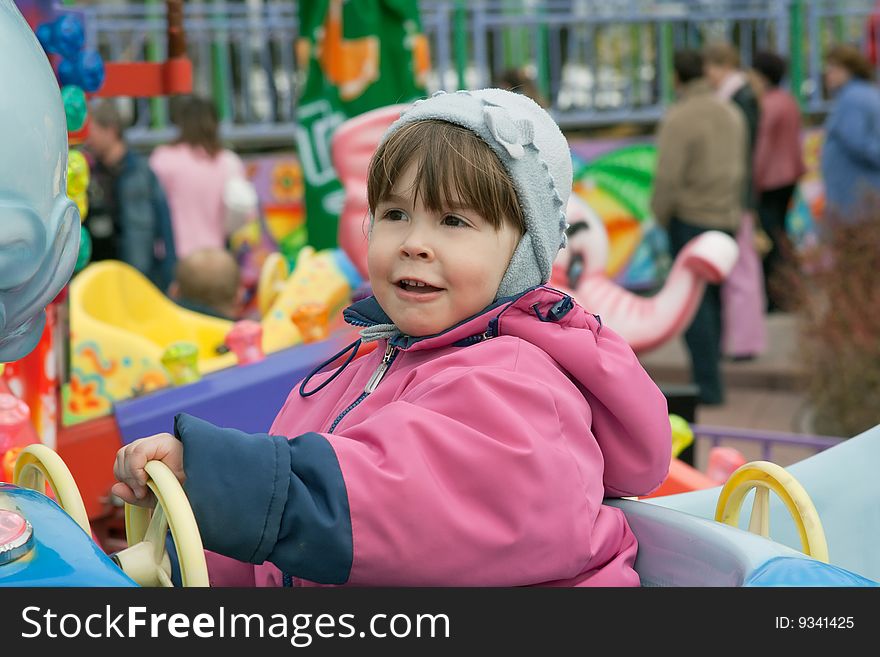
[442,214,469,228]
[383,209,407,222]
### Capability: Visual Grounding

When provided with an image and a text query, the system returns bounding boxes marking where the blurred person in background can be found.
[703,41,767,361]
[651,49,746,405]
[84,100,177,291]
[494,67,549,108]
[150,95,250,258]
[168,247,244,320]
[749,50,806,312]
[821,44,880,221]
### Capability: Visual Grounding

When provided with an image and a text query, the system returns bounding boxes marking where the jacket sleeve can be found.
[827,93,880,169]
[173,413,353,585]
[568,315,672,498]
[752,102,778,193]
[117,164,158,278]
[150,170,177,292]
[650,114,688,227]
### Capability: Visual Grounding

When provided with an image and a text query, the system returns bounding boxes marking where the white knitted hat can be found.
[378,88,572,298]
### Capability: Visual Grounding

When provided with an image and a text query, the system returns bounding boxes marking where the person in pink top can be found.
[149,96,247,258]
[750,51,806,312]
[112,89,672,587]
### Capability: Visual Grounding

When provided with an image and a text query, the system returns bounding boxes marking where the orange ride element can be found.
[641,458,718,498]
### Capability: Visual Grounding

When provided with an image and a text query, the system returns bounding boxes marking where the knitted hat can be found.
[377,88,572,299]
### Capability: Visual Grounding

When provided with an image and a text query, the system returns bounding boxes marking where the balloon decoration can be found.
[36,12,105,141]
[60,85,87,131]
[36,12,103,274]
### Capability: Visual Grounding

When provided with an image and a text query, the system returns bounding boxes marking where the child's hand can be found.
[111,433,185,507]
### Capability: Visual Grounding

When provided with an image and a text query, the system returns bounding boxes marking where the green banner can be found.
[296,0,428,251]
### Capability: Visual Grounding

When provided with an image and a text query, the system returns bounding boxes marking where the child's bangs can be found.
[368,120,525,233]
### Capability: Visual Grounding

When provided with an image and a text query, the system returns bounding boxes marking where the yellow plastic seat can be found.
[67,261,236,421]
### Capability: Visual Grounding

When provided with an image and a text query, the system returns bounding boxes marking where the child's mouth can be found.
[397,279,443,293]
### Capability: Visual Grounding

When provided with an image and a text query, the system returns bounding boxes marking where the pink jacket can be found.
[753,88,806,193]
[177,287,671,587]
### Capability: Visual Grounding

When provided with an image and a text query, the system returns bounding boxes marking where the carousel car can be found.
[2,423,878,587]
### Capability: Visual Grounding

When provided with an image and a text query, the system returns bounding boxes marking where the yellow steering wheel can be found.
[714,460,829,562]
[112,460,209,587]
[13,444,91,536]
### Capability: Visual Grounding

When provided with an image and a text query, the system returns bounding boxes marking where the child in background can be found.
[113,89,671,587]
[168,247,244,320]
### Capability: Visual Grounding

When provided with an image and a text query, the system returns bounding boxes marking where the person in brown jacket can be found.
[651,49,746,405]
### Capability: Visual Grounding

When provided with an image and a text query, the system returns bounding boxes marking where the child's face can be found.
[368,162,520,337]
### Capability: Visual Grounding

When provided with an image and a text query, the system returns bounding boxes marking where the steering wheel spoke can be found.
[122,461,209,587]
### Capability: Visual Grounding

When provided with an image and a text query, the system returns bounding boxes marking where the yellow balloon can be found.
[73,191,88,221]
[67,149,90,197]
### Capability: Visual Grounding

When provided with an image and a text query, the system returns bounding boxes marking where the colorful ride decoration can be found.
[1,304,60,449]
[66,261,232,424]
[570,142,668,290]
[553,193,739,354]
[228,155,308,299]
[65,247,361,424]
[296,0,428,250]
[785,128,825,253]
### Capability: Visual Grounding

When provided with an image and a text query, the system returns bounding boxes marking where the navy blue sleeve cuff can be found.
[174,413,290,565]
[173,414,353,584]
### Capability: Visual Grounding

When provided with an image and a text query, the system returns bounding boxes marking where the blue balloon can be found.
[78,50,105,93]
[52,14,85,60]
[57,57,80,87]
[35,23,54,53]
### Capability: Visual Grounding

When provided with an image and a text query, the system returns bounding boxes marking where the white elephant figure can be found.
[0,0,80,362]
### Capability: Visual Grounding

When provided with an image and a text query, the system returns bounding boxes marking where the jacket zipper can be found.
[327,344,399,433]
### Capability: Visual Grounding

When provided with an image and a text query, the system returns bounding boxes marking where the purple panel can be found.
[113,330,360,444]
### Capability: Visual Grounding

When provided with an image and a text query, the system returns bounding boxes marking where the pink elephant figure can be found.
[551,195,739,354]
[332,104,411,280]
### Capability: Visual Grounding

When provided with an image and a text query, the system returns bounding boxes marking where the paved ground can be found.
[637,312,824,469]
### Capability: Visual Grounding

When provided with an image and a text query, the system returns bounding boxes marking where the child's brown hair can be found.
[367,119,526,235]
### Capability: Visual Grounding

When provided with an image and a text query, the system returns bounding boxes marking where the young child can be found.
[113,89,672,587]
[168,247,244,320]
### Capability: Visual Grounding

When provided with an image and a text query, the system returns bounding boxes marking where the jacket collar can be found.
[343,288,539,352]
[678,78,714,101]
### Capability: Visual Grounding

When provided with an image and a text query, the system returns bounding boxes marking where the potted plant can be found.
[778,194,880,437]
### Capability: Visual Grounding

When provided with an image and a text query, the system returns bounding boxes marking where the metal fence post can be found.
[454,0,469,89]
[789,0,806,110]
[211,0,233,122]
[146,0,168,129]
[660,19,674,105]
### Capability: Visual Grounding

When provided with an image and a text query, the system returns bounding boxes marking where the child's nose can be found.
[399,228,435,260]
